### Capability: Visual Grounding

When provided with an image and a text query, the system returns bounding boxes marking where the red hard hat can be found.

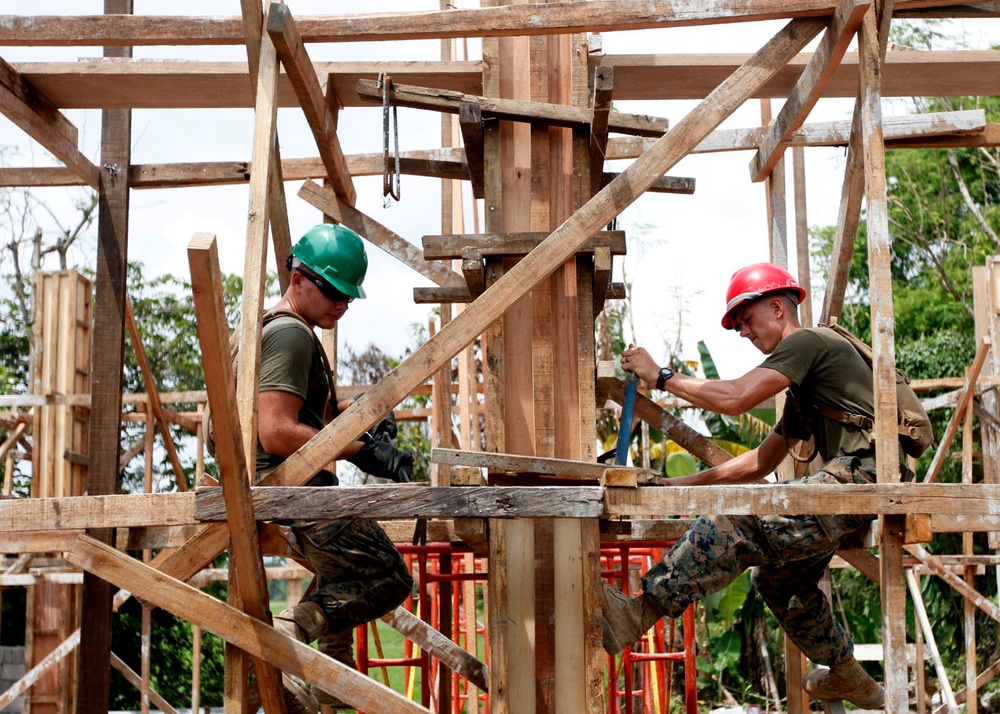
[721,263,806,330]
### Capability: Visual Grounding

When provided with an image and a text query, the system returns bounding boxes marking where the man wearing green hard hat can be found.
[255,223,414,713]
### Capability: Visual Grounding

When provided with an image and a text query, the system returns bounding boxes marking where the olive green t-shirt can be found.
[761,327,877,463]
[256,315,330,473]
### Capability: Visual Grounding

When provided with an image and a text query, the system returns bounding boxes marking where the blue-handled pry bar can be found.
[614,371,640,466]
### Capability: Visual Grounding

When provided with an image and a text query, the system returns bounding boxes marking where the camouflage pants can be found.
[293,517,413,637]
[642,456,875,666]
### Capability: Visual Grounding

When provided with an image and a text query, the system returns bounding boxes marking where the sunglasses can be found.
[297,268,354,303]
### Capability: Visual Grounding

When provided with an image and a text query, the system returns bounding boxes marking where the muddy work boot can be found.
[802,658,885,709]
[247,662,319,714]
[273,602,330,714]
[601,580,662,655]
[314,629,355,710]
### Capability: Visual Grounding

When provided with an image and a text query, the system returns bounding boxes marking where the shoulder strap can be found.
[261,309,339,411]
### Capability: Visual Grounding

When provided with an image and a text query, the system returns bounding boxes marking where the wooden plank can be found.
[266,3,355,205]
[188,233,286,714]
[67,536,431,714]
[792,146,813,327]
[423,230,626,260]
[0,493,195,531]
[600,172,696,194]
[381,606,488,693]
[297,179,464,287]
[859,6,901,488]
[906,544,1000,624]
[923,336,991,483]
[603,483,1000,517]
[750,0,870,181]
[0,57,99,189]
[589,66,613,197]
[13,51,1000,110]
[195,486,605,521]
[433,448,659,482]
[6,110,989,191]
[461,246,486,297]
[124,298,189,491]
[110,652,180,714]
[3,0,981,46]
[459,102,485,199]
[79,6,132,707]
[356,79,669,138]
[236,15,281,478]
[592,246,612,315]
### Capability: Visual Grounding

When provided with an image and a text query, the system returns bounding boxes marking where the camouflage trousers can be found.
[292,517,413,637]
[642,456,875,666]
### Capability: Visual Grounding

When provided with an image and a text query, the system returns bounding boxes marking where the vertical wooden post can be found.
[962,386,978,714]
[792,145,813,328]
[77,2,132,709]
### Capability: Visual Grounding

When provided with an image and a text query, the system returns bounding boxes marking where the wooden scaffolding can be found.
[1,1,1000,713]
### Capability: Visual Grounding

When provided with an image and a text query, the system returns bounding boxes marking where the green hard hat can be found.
[291,224,368,299]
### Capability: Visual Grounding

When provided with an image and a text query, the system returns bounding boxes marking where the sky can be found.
[2,2,999,381]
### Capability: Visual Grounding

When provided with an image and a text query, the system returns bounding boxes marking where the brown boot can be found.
[246,661,319,714]
[802,658,885,709]
[601,581,662,655]
[272,602,330,714]
[315,628,355,711]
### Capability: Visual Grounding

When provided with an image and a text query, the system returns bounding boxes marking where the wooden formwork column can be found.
[30,271,91,500]
[27,270,89,714]
[483,4,601,711]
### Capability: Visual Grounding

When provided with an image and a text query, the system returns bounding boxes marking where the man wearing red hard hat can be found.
[606,262,885,709]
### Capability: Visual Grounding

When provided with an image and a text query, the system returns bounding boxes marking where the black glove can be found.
[348,436,413,483]
[369,412,398,443]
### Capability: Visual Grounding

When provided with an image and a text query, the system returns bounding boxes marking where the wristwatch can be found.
[656,367,674,390]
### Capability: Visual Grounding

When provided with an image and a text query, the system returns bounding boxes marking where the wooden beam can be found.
[124,298,189,491]
[188,233,286,714]
[0,56,99,188]
[381,606,488,693]
[750,0,870,181]
[266,3,355,205]
[432,448,659,483]
[423,230,626,260]
[11,49,1000,111]
[3,112,988,191]
[923,337,991,483]
[109,652,180,714]
[601,172,696,194]
[356,78,669,138]
[592,246,612,315]
[78,5,132,707]
[589,66,613,196]
[67,536,430,714]
[461,246,486,298]
[2,0,985,46]
[459,102,485,199]
[297,179,464,287]
[195,486,606,521]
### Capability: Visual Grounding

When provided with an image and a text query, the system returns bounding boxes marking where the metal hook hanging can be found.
[377,72,401,205]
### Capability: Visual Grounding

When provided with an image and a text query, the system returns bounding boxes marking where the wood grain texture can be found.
[195,486,605,520]
[422,230,626,260]
[68,536,431,714]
